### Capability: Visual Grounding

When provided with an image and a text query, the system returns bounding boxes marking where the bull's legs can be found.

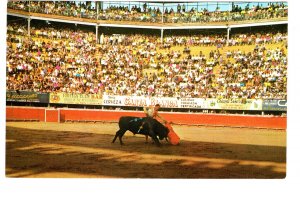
[143,122,161,146]
[145,135,149,143]
[112,129,126,145]
[145,135,156,144]
[118,131,125,145]
[112,130,120,143]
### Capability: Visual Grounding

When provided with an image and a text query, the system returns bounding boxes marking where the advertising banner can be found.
[102,95,180,108]
[50,93,102,105]
[180,98,204,108]
[9,91,286,112]
[6,91,49,103]
[205,99,263,110]
[102,95,125,106]
[262,99,287,111]
[102,96,264,110]
[123,96,148,107]
[149,97,180,108]
[45,93,275,111]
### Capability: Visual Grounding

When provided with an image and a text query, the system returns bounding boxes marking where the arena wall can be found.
[6,106,286,129]
[6,107,45,122]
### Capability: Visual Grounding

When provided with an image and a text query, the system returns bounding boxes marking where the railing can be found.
[7,3,288,27]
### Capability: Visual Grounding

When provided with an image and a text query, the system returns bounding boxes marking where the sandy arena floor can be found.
[6,122,286,178]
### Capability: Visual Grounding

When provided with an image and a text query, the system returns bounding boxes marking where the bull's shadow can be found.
[6,126,286,178]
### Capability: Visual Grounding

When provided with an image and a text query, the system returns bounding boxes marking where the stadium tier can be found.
[7,1,287,25]
[6,1,287,115]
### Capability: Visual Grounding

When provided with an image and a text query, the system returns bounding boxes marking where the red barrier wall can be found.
[6,107,287,129]
[45,109,60,123]
[161,113,286,129]
[6,107,45,122]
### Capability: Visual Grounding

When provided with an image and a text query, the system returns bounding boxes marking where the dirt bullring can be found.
[6,121,286,178]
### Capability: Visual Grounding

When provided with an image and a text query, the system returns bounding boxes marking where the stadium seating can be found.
[6,19,287,100]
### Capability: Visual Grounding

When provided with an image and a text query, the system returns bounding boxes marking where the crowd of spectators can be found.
[162,32,287,47]
[6,22,287,100]
[8,1,288,24]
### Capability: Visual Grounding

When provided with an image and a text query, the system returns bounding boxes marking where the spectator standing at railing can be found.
[143,3,147,13]
[177,4,181,13]
[182,4,186,13]
[100,33,104,45]
[80,7,85,18]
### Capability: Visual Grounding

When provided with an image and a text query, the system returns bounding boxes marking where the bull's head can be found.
[158,125,169,140]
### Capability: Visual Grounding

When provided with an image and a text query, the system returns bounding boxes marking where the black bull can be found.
[112,116,169,146]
